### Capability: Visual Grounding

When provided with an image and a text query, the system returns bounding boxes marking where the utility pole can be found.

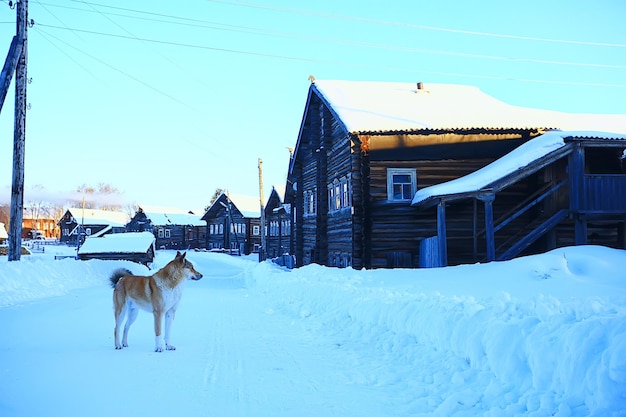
[8,0,28,261]
[258,158,266,262]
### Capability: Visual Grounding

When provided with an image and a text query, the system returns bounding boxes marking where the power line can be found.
[34,23,626,89]
[31,3,626,71]
[205,0,626,48]
[34,26,197,110]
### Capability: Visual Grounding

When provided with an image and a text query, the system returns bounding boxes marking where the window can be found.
[328,175,352,212]
[158,229,164,238]
[387,168,417,201]
[304,188,317,215]
[253,225,260,235]
[165,229,171,238]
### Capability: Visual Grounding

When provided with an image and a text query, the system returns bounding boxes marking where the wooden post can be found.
[258,158,266,261]
[8,0,28,261]
[570,143,587,245]
[437,200,447,267]
[481,194,496,262]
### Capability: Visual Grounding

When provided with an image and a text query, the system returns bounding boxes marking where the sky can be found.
[1,244,626,416]
[0,0,625,211]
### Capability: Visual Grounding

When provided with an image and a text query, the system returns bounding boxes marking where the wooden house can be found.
[0,222,7,243]
[264,187,293,258]
[77,231,156,265]
[57,208,129,245]
[286,80,626,269]
[201,193,261,255]
[412,131,626,267]
[22,212,58,239]
[126,207,206,250]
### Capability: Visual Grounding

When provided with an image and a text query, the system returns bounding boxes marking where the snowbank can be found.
[1,245,625,416]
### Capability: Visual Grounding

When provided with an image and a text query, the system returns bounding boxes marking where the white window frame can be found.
[387,168,417,202]
[328,175,352,212]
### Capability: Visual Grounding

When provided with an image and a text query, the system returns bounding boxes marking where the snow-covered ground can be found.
[1,244,625,416]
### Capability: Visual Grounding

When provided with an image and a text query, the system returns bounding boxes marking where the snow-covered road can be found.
[1,254,398,417]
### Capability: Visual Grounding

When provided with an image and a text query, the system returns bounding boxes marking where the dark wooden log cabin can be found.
[126,208,206,250]
[285,79,626,269]
[57,208,129,245]
[264,187,293,258]
[412,132,626,267]
[201,193,261,255]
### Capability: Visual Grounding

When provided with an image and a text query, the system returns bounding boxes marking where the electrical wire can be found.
[34,23,626,89]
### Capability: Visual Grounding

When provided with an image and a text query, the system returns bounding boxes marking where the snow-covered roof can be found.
[412,130,626,207]
[66,208,130,227]
[77,232,155,255]
[312,80,626,134]
[227,193,261,218]
[144,211,205,227]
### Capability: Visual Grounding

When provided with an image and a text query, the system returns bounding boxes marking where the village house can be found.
[285,79,626,269]
[201,193,261,255]
[21,213,58,239]
[57,208,129,245]
[264,187,293,259]
[126,207,206,250]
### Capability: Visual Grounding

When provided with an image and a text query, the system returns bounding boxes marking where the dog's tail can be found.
[109,268,133,288]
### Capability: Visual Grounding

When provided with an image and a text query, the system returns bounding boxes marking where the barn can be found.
[286,79,626,269]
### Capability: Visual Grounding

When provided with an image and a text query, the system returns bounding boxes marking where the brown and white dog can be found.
[109,251,203,352]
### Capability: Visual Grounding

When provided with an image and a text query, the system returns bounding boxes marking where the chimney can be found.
[417,82,424,90]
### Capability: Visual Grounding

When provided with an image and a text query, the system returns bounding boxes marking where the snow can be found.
[77,231,156,255]
[312,80,626,134]
[1,245,626,416]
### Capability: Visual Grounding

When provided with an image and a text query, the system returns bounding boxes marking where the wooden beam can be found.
[480,194,496,262]
[437,200,447,267]
[570,143,587,245]
[0,36,22,114]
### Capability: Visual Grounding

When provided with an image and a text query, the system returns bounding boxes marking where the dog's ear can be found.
[175,251,182,258]
[180,251,187,261]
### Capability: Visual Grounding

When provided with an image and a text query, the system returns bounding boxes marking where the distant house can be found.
[57,208,129,245]
[286,79,626,269]
[201,193,261,255]
[126,207,206,250]
[412,131,626,267]
[0,222,7,243]
[22,212,58,239]
[77,231,156,265]
[264,187,292,258]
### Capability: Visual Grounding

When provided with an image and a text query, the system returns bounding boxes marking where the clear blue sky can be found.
[1,0,625,211]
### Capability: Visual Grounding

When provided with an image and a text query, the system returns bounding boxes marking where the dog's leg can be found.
[113,291,128,350]
[153,310,165,352]
[164,308,177,350]
[122,305,139,348]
